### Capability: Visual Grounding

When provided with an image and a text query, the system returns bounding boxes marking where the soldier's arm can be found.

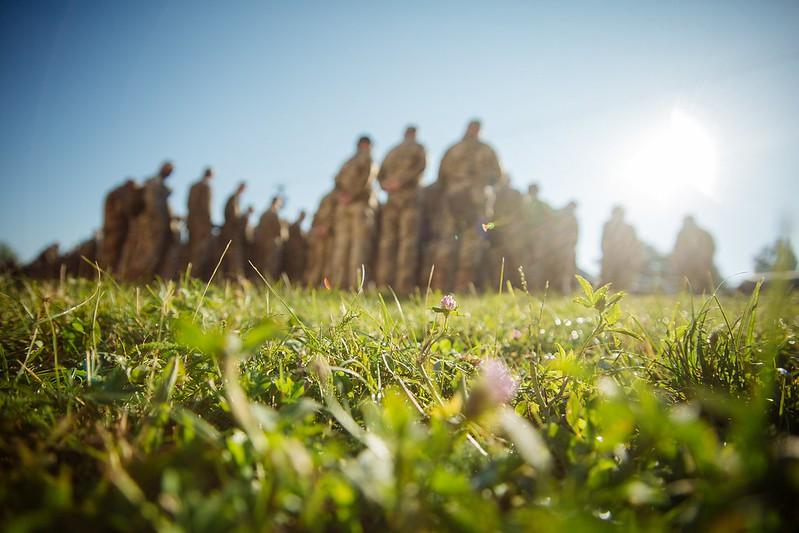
[200,185,210,211]
[143,180,160,212]
[397,145,426,187]
[376,162,387,185]
[333,161,348,192]
[335,158,365,196]
[437,147,454,186]
[127,187,145,217]
[376,148,394,186]
[601,224,611,253]
[348,158,374,196]
[481,146,502,187]
[223,197,236,222]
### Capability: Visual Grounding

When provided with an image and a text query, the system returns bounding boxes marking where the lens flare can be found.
[618,109,718,202]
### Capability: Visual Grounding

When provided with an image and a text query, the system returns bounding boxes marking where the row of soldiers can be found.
[22,120,718,294]
[99,165,310,284]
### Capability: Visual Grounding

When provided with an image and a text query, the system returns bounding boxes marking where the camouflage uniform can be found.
[521,189,554,291]
[187,176,213,279]
[538,203,578,293]
[330,148,376,289]
[159,218,187,280]
[63,235,99,279]
[600,209,641,291]
[432,129,501,292]
[305,191,337,287]
[253,203,285,281]
[23,243,61,279]
[119,175,172,282]
[221,191,250,280]
[282,212,307,282]
[417,181,445,288]
[671,217,717,293]
[486,177,524,289]
[99,180,143,273]
[376,135,426,295]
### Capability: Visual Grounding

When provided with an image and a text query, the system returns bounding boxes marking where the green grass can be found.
[1,273,798,532]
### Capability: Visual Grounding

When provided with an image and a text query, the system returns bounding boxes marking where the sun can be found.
[617,109,718,202]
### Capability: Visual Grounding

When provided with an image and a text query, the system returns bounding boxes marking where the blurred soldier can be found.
[22,243,60,279]
[417,180,445,288]
[330,135,377,289]
[221,182,252,280]
[78,236,99,278]
[282,210,307,281]
[600,206,641,291]
[486,173,524,288]
[187,167,214,279]
[551,201,579,293]
[119,162,174,282]
[376,126,426,295]
[253,196,285,280]
[159,217,187,280]
[62,234,99,279]
[432,120,501,292]
[305,190,337,287]
[99,179,143,273]
[671,215,717,293]
[522,183,553,291]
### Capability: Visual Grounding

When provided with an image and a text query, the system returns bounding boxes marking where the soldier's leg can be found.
[376,203,399,288]
[320,239,332,285]
[305,236,321,286]
[455,223,487,292]
[119,218,147,281]
[330,206,352,288]
[395,205,420,296]
[199,236,212,279]
[431,209,456,292]
[349,203,375,290]
[418,242,434,289]
[533,232,555,292]
[228,240,242,280]
[559,258,571,293]
[264,240,280,280]
[485,240,504,292]
[100,224,123,273]
[220,230,234,278]
[505,226,527,288]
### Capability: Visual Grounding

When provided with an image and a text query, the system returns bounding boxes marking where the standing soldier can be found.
[486,173,524,288]
[305,190,337,287]
[417,180,445,288]
[187,167,214,279]
[521,183,554,291]
[66,233,100,279]
[330,135,377,290]
[551,201,579,293]
[433,120,502,292]
[600,206,641,291]
[671,215,717,293]
[282,210,307,282]
[158,217,187,280]
[119,162,174,282]
[22,243,61,279]
[253,196,285,280]
[376,126,426,295]
[99,178,143,273]
[221,182,252,280]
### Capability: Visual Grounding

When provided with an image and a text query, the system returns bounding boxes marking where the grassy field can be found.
[1,273,798,532]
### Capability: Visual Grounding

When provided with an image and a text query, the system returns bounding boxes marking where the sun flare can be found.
[618,109,718,202]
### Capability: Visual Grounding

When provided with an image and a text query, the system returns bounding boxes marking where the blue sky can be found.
[1,0,797,280]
